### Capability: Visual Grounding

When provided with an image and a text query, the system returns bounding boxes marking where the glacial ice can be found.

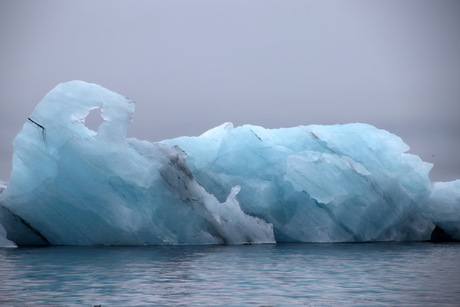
[0,80,459,247]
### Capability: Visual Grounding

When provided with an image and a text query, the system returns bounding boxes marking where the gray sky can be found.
[0,0,459,182]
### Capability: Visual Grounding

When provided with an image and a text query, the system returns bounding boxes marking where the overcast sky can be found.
[0,0,459,182]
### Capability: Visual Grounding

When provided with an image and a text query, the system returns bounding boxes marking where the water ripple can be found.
[1,242,459,306]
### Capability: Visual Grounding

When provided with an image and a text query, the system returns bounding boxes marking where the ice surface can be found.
[0,181,16,247]
[0,81,274,246]
[162,123,438,242]
[0,81,458,246]
[426,180,460,240]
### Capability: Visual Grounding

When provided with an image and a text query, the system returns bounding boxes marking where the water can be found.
[1,242,459,306]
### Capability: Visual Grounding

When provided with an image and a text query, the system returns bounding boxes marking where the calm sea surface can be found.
[0,242,459,306]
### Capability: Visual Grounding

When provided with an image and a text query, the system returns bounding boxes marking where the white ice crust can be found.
[0,81,458,246]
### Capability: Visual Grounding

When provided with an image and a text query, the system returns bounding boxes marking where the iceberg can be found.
[0,80,458,247]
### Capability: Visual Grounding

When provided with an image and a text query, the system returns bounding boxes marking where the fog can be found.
[1,0,459,181]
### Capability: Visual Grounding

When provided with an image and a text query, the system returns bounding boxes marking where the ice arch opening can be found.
[0,81,275,246]
[84,107,104,133]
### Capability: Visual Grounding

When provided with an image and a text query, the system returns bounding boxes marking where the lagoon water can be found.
[1,243,459,306]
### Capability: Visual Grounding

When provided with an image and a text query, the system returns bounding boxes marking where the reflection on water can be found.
[1,242,459,306]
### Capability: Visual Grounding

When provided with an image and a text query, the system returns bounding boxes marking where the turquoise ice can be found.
[0,81,458,246]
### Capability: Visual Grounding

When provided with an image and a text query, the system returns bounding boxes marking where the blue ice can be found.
[0,81,458,247]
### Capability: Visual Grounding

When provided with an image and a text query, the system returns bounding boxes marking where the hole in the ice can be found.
[85,108,104,132]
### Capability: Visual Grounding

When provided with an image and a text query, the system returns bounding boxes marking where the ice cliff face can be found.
[0,81,274,246]
[0,81,458,247]
[162,123,437,243]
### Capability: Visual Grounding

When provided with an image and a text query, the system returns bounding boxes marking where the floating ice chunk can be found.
[163,123,438,242]
[0,81,274,246]
[427,180,460,240]
[0,80,459,245]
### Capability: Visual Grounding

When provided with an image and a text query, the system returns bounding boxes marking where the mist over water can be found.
[1,243,459,306]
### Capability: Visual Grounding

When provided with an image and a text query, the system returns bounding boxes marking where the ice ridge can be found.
[0,81,458,247]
